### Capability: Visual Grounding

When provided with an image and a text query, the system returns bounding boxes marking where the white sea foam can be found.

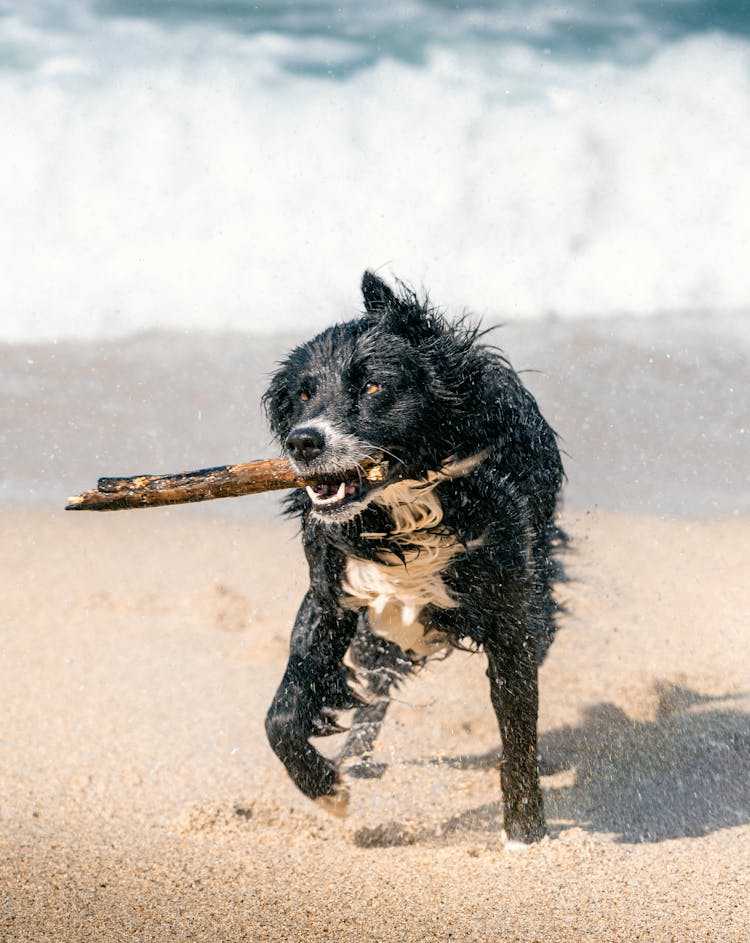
[0,17,749,341]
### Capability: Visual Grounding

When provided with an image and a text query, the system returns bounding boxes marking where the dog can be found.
[262,272,565,844]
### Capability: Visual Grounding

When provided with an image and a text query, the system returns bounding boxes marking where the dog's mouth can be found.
[305,480,365,510]
[304,459,388,516]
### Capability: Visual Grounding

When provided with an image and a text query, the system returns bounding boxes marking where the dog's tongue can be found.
[316,483,342,498]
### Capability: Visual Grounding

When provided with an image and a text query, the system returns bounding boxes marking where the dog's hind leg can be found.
[337,614,414,779]
[484,589,546,845]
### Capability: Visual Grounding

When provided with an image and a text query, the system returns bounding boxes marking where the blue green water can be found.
[4,1,750,76]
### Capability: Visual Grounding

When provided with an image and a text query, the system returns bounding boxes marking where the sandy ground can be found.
[1,505,748,942]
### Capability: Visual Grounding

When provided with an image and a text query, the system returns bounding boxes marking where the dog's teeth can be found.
[306,482,347,506]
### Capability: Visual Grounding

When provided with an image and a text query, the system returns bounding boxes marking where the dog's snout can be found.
[286,426,325,464]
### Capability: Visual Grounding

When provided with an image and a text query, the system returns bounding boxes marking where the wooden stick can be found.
[65,457,385,512]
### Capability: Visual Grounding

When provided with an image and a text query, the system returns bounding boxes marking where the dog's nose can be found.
[285,426,325,464]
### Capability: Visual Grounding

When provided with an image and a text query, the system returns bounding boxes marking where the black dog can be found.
[263,273,565,844]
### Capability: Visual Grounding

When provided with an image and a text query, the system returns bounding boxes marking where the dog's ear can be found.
[361,271,398,317]
[262,364,294,440]
[361,271,433,341]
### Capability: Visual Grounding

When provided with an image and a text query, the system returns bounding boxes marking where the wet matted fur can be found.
[263,272,566,843]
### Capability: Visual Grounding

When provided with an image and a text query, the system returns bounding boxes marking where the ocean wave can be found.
[0,20,749,340]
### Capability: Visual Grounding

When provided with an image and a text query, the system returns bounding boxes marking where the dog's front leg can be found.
[486,616,546,845]
[265,589,360,815]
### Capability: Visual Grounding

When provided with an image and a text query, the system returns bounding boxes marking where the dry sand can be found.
[1,505,748,942]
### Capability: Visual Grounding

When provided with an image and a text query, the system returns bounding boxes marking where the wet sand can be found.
[1,505,748,942]
[2,312,749,517]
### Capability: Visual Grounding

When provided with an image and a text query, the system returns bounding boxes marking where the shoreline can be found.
[1,312,749,518]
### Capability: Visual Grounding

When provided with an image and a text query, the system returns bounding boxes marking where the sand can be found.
[0,504,748,941]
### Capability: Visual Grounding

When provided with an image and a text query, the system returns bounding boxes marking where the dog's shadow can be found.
[354,682,750,847]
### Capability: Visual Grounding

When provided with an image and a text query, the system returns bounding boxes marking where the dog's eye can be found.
[364,381,381,396]
[299,392,310,402]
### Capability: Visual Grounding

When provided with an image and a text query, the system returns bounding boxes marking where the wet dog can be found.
[262,272,565,843]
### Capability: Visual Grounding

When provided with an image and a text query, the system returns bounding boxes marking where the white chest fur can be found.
[341,549,457,657]
[340,455,485,658]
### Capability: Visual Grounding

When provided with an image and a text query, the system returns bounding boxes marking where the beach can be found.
[1,502,748,942]
[2,0,750,936]
[2,317,749,941]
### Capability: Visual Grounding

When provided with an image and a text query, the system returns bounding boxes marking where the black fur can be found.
[263,273,565,843]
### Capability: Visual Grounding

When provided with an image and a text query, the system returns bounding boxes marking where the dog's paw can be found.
[314,781,350,819]
[500,829,533,852]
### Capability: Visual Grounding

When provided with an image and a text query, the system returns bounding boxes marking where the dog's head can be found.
[263,272,488,522]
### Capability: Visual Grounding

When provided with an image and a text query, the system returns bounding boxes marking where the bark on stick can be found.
[65,457,340,512]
